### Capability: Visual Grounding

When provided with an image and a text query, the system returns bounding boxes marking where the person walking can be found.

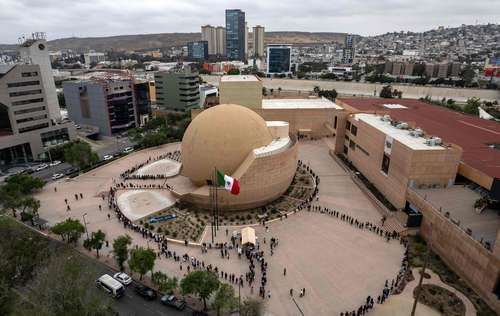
[290,288,293,297]
[283,267,286,276]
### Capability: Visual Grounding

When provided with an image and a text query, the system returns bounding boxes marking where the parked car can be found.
[161,294,186,310]
[35,164,49,171]
[103,155,114,161]
[122,146,134,154]
[65,167,79,175]
[134,284,157,300]
[96,274,125,298]
[113,272,132,286]
[49,160,62,167]
[51,173,64,180]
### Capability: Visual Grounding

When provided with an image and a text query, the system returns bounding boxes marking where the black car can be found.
[134,284,157,300]
[161,294,187,310]
[65,167,79,176]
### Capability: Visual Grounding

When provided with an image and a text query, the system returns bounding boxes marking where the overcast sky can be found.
[1,0,499,43]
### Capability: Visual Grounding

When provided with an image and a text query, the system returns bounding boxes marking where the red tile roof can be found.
[338,98,500,179]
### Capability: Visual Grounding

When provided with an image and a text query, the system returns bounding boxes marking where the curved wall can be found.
[181,139,298,211]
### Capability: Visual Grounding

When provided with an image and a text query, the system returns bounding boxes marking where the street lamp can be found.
[82,213,89,240]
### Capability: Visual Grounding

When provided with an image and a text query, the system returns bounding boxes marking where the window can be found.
[349,140,356,150]
[346,120,351,131]
[351,124,357,136]
[343,145,348,155]
[381,153,391,175]
[7,80,40,88]
[16,114,47,124]
[11,98,44,106]
[9,89,42,97]
[334,116,337,129]
[18,122,49,133]
[14,106,46,115]
[21,72,38,77]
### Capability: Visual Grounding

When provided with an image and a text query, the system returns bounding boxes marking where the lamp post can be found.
[82,213,89,240]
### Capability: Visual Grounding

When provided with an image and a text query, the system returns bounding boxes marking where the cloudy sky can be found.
[1,0,499,43]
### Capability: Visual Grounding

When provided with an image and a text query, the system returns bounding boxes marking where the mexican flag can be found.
[216,170,240,195]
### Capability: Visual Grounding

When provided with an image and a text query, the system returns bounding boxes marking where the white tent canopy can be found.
[241,227,256,246]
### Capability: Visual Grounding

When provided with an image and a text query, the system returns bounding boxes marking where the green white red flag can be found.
[216,170,240,195]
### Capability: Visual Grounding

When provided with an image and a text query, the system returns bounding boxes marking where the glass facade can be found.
[187,41,208,60]
[225,9,245,61]
[267,46,291,74]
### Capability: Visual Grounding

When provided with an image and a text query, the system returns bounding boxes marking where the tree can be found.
[113,235,132,271]
[318,89,338,101]
[57,92,66,108]
[0,184,23,216]
[51,218,85,243]
[240,298,264,316]
[88,230,106,258]
[63,141,99,169]
[5,174,45,194]
[227,68,240,75]
[19,197,41,226]
[128,247,156,280]
[461,65,475,87]
[380,85,394,98]
[17,251,114,316]
[313,86,321,94]
[180,270,220,310]
[212,283,237,316]
[152,271,178,293]
[262,87,267,96]
[464,97,481,115]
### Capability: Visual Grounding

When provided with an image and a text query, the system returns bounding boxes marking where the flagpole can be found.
[210,168,214,244]
[213,167,217,238]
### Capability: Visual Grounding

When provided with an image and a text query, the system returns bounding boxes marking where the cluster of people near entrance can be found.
[119,150,181,180]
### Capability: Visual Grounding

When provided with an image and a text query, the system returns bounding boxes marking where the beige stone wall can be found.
[219,80,263,109]
[255,108,339,139]
[342,116,461,209]
[407,189,500,314]
[181,140,298,211]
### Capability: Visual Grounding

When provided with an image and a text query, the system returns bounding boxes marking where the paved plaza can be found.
[35,140,409,316]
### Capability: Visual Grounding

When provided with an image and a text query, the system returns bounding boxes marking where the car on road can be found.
[161,294,186,310]
[134,284,157,300]
[122,146,134,154]
[35,164,49,171]
[75,124,81,129]
[51,173,64,180]
[103,154,114,161]
[65,167,79,175]
[96,274,125,298]
[49,160,62,167]
[113,272,132,286]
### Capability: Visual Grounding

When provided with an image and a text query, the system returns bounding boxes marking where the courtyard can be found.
[35,140,408,316]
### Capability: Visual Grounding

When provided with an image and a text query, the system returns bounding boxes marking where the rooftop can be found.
[353,113,444,150]
[262,97,343,110]
[220,75,260,82]
[339,98,500,178]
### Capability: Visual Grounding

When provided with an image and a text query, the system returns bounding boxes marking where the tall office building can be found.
[0,64,76,165]
[63,78,138,136]
[253,25,265,58]
[18,32,61,122]
[201,25,217,55]
[245,22,249,60]
[187,41,209,60]
[225,9,246,61]
[266,45,292,74]
[342,34,355,64]
[154,66,200,112]
[215,26,226,56]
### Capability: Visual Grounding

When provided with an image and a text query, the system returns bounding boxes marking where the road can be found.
[13,218,192,316]
[94,137,134,159]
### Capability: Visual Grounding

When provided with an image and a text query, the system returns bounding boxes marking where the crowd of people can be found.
[119,150,181,180]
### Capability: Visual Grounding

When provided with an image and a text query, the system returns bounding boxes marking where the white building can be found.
[83,52,106,66]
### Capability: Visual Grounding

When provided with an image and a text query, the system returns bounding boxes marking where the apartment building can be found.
[154,67,200,112]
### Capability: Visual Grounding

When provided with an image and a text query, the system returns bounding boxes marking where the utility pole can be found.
[82,213,89,240]
[411,223,433,316]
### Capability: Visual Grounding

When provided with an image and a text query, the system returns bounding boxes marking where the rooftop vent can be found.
[425,137,442,146]
[409,128,424,137]
[380,114,391,122]
[396,122,409,129]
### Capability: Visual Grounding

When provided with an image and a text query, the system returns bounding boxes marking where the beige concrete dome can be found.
[181,104,272,185]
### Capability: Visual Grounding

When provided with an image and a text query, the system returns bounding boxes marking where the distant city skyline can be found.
[1,0,499,43]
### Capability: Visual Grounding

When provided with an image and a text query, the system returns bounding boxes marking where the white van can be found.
[96,274,125,298]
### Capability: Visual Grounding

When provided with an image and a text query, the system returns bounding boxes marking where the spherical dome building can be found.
[181,104,273,185]
[179,104,298,211]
